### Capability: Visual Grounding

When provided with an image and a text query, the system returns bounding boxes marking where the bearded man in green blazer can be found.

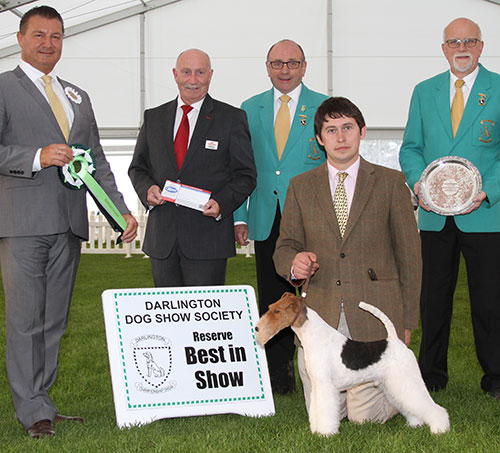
[399,18,500,399]
[234,40,327,394]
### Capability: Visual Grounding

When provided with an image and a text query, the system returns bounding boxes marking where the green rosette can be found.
[59,145,127,243]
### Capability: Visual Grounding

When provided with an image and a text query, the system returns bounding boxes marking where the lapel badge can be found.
[299,114,307,126]
[478,93,486,106]
[64,86,82,104]
[479,119,495,143]
[300,105,306,113]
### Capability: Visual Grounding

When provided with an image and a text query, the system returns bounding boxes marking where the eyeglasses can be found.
[268,60,303,70]
[444,38,481,48]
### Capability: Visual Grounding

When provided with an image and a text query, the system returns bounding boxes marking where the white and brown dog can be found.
[255,292,449,436]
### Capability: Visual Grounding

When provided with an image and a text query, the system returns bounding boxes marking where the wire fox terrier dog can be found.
[255,292,449,436]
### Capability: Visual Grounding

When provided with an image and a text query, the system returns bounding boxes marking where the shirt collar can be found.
[273,83,302,105]
[327,156,361,179]
[449,65,479,88]
[177,96,205,112]
[19,60,58,84]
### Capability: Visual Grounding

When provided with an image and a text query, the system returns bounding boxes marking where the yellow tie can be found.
[274,94,291,160]
[451,79,465,138]
[334,172,348,238]
[42,75,70,141]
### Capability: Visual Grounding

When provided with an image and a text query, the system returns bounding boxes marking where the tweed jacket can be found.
[274,158,421,341]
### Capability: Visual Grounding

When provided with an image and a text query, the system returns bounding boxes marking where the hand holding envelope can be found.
[162,180,213,213]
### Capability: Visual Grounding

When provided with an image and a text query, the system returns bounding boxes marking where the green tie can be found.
[334,172,348,237]
[42,75,70,141]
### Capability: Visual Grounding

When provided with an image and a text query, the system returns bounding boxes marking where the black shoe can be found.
[27,419,55,438]
[487,389,500,400]
[426,383,447,392]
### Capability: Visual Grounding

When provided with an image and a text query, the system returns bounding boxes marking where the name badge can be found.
[205,140,218,150]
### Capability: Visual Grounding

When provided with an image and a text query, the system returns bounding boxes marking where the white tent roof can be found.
[0,0,178,55]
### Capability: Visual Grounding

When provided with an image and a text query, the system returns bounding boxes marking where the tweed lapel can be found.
[14,66,67,141]
[344,158,375,240]
[179,94,214,174]
[452,64,491,148]
[311,163,341,239]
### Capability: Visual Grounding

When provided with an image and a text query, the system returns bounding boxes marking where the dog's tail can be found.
[358,302,398,340]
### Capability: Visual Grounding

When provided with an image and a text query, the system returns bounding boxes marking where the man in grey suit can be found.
[0,6,137,437]
[129,49,256,286]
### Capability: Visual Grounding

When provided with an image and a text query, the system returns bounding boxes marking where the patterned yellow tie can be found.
[42,75,70,141]
[334,172,348,238]
[451,79,465,138]
[274,94,291,160]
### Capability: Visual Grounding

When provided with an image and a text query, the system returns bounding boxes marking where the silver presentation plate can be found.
[419,156,482,215]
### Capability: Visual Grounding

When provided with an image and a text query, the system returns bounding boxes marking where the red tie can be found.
[174,104,193,169]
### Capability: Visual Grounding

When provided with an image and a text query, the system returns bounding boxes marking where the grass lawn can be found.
[0,254,499,452]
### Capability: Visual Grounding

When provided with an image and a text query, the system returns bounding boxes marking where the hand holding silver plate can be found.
[418,156,482,216]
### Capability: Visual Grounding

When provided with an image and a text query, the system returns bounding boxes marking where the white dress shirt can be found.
[273,84,302,125]
[327,157,361,215]
[173,97,205,146]
[449,65,479,108]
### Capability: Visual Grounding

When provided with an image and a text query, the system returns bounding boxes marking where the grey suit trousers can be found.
[0,231,80,430]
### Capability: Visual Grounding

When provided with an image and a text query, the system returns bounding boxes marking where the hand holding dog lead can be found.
[292,252,319,280]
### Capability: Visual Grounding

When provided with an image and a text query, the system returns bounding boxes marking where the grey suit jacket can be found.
[0,66,128,240]
[129,94,256,260]
[274,158,421,341]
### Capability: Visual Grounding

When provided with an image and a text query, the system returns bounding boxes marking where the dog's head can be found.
[255,292,307,345]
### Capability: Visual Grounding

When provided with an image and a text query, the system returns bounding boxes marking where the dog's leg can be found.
[309,381,340,436]
[381,354,450,434]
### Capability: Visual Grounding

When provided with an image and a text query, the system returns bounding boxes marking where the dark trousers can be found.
[419,216,500,393]
[150,241,227,287]
[254,205,297,394]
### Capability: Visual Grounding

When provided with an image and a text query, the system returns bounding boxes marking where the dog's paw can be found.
[310,423,339,436]
[429,416,450,434]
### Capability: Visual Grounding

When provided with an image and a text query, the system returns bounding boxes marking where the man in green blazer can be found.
[234,40,327,394]
[274,97,421,422]
[399,18,500,398]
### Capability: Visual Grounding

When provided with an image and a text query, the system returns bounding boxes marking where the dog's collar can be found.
[290,298,306,326]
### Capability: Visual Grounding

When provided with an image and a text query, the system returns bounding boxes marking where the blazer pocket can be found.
[4,175,42,189]
[304,137,324,165]
[472,118,499,148]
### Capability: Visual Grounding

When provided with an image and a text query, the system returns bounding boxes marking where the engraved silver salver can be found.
[419,156,482,215]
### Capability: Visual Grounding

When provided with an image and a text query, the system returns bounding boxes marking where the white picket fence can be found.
[81,211,255,257]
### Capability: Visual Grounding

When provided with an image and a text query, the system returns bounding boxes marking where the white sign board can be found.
[102,285,275,428]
